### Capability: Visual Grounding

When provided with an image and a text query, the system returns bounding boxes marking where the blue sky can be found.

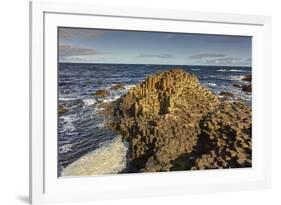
[58,27,252,66]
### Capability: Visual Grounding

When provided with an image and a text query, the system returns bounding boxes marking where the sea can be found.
[58,63,251,177]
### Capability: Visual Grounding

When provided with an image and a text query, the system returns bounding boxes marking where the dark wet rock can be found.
[220,91,234,97]
[94,89,109,97]
[108,68,252,172]
[97,102,114,116]
[233,83,242,88]
[111,84,125,90]
[242,84,252,92]
[242,75,252,82]
[58,105,68,116]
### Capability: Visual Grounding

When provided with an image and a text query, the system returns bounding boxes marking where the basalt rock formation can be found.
[109,68,252,172]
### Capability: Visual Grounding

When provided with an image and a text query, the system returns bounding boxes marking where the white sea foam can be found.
[207,83,217,87]
[230,75,244,81]
[217,69,247,72]
[59,114,76,132]
[61,136,128,176]
[59,97,77,101]
[95,123,105,128]
[83,98,97,106]
[103,96,119,103]
[191,69,201,71]
[59,144,73,154]
[124,84,135,90]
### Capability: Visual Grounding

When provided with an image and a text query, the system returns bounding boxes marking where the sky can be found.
[58,27,252,67]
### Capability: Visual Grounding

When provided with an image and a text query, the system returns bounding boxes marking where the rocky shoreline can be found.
[105,68,252,172]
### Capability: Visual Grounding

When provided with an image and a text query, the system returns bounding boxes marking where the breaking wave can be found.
[217,69,248,72]
[207,83,217,87]
[61,136,128,176]
[83,98,97,106]
[230,75,245,81]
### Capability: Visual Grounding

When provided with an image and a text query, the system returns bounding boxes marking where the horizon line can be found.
[58,62,251,68]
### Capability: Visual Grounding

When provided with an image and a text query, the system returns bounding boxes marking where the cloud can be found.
[59,55,116,63]
[59,56,84,62]
[59,28,105,40]
[189,53,226,59]
[205,57,242,65]
[137,53,174,58]
[59,44,99,57]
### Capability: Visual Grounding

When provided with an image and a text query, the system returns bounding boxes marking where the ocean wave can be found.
[108,83,135,90]
[217,69,248,72]
[83,84,136,108]
[95,123,105,128]
[191,69,201,71]
[59,97,78,101]
[207,83,217,87]
[124,84,135,90]
[103,95,121,103]
[59,144,73,154]
[83,98,97,106]
[59,114,77,132]
[61,136,128,176]
[230,75,245,81]
[111,74,122,77]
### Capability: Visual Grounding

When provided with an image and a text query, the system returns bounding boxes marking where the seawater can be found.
[58,63,251,176]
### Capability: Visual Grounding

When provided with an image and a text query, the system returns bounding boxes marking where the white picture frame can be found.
[30,0,272,204]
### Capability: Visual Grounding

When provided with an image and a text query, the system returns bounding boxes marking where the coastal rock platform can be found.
[109,68,252,172]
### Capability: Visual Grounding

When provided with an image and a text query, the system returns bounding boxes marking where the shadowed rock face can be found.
[109,68,252,172]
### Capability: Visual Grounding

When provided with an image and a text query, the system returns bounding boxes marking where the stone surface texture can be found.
[109,69,252,172]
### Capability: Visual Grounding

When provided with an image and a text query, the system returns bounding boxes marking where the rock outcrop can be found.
[94,89,109,97]
[231,74,252,94]
[109,68,252,172]
[242,75,252,82]
[220,91,234,97]
[111,84,125,90]
[58,105,68,116]
[233,83,242,88]
[242,84,252,93]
